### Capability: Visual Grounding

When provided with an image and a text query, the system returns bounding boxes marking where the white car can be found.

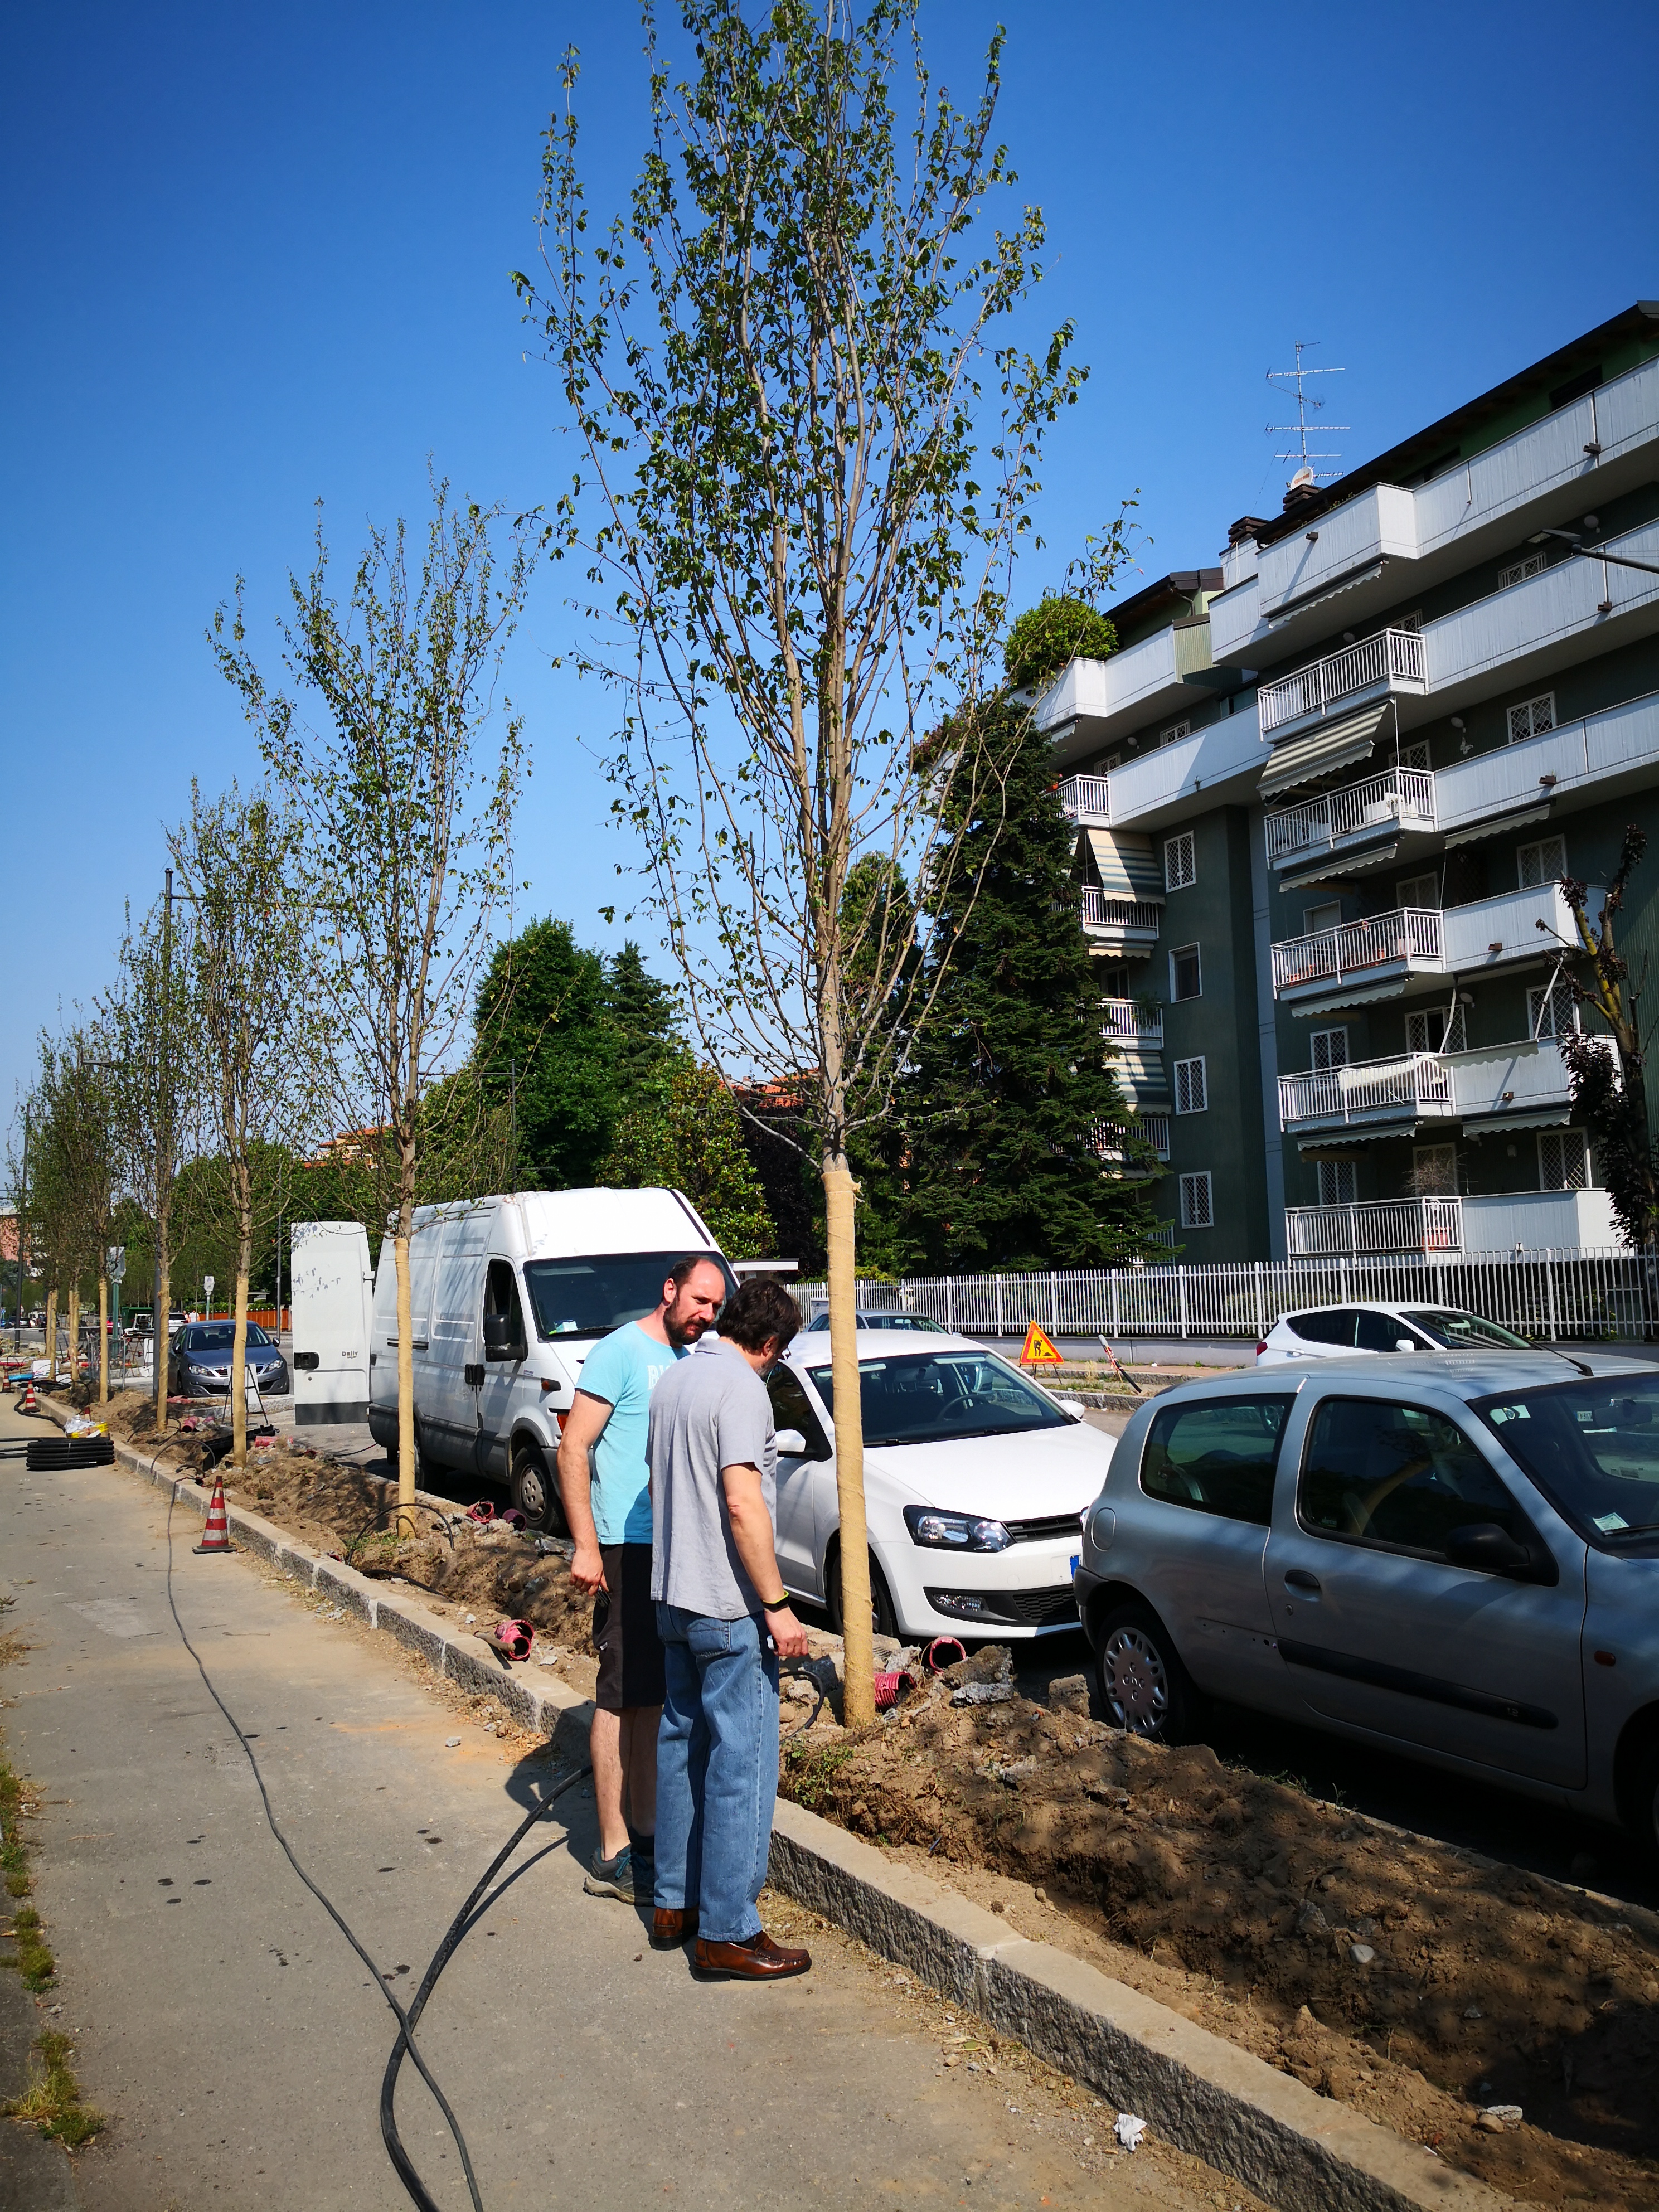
[1255,1301,1535,1364]
[767,1329,1113,1641]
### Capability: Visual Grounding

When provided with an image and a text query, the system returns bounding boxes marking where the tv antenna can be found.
[1266,340,1348,484]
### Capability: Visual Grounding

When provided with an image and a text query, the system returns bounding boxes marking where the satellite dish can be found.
[1287,465,1317,490]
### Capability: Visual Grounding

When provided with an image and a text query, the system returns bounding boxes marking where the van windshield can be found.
[522,1251,736,1341]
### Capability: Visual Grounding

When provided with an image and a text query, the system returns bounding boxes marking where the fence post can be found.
[1545,1251,1558,1341]
[1253,1260,1264,1340]
[1178,1268,1189,1341]
[1111,1269,1121,1337]
[1049,1270,1059,1338]
[944,1275,954,1333]
[1340,1256,1350,1306]
[995,1274,1005,1340]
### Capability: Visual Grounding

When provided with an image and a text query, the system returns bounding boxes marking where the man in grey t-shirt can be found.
[646,1276,812,1980]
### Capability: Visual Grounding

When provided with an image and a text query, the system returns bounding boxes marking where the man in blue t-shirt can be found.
[557,1252,727,1904]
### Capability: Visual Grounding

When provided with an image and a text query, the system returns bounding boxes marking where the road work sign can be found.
[1018,1322,1063,1366]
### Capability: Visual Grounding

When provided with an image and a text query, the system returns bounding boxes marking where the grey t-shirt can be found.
[648,1333,778,1621]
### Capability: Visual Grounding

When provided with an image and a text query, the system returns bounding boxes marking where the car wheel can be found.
[511,1444,568,1538]
[1094,1599,1200,1744]
[827,1544,899,1642]
[1628,1738,1659,1871]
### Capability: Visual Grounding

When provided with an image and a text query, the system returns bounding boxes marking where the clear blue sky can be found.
[4,0,1656,1163]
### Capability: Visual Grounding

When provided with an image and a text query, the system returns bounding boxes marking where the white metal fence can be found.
[1264,765,1437,862]
[796,1246,1657,1342]
[1272,905,1442,993]
[1059,774,1112,824]
[1278,1051,1455,1131]
[1259,626,1427,735]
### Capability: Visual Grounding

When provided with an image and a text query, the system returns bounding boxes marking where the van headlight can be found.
[903,1506,1012,1551]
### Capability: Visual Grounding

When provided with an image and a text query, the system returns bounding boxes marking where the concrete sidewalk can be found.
[0,1394,1257,2212]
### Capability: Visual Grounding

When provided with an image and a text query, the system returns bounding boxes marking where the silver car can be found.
[1073,1352,1659,1861]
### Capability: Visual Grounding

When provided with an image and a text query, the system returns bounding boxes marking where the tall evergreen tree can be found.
[474,917,613,1187]
[891,696,1161,1269]
[604,941,681,1100]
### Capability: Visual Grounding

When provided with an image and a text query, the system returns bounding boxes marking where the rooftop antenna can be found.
[1266,340,1348,485]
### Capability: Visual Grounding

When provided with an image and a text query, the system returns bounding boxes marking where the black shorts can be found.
[593,1543,667,1713]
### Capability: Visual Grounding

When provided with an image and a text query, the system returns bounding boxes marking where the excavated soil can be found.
[781,1649,1659,2209]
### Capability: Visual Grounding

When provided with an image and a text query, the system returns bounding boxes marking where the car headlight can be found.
[903,1505,1012,1551]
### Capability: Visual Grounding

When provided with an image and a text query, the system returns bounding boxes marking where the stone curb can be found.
[45,1403,1521,2212]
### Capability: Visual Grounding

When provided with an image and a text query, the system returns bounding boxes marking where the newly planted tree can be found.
[521,1,1090,1719]
[216,486,531,1524]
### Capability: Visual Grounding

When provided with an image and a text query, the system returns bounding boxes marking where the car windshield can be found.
[806,1312,941,1333]
[805,1350,1069,1447]
[1477,1375,1659,1546]
[522,1251,737,1341]
[1399,1308,1531,1350]
[185,1323,273,1352]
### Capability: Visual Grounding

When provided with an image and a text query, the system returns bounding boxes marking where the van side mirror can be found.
[483,1313,525,1361]
[1444,1521,1530,1575]
[775,1428,807,1457]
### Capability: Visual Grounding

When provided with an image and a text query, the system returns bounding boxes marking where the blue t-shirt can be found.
[576,1321,686,1545]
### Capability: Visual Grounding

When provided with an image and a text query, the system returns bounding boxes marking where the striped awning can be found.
[1259,702,1391,802]
[1265,560,1387,628]
[1463,1107,1571,1137]
[1443,802,1553,850]
[1288,979,1409,1017]
[1296,1123,1419,1152]
[1280,841,1400,892]
[1115,1055,1173,1114]
[1079,827,1165,901]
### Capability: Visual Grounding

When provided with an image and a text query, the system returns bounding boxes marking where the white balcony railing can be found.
[1080,888,1161,938]
[1092,1114,1170,1168]
[1271,906,1442,995]
[1259,627,1427,735]
[1059,774,1112,824]
[1265,766,1436,865]
[1285,1196,1464,1257]
[1103,998,1164,1047]
[1279,1051,1455,1132]
[1140,1113,1171,1159]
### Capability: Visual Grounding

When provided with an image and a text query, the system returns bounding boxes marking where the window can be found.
[1517,835,1568,888]
[806,1350,1068,1444]
[1160,720,1191,747]
[1286,1309,1356,1345]
[1311,1027,1348,1072]
[1528,981,1579,1039]
[1408,1006,1465,1054]
[1178,1172,1214,1229]
[1412,1143,1458,1196]
[1138,1396,1296,1526]
[1498,550,1548,591]
[1507,692,1556,744]
[1173,1056,1208,1114]
[523,1250,739,1340]
[1103,752,1123,772]
[1170,944,1202,1001]
[1298,1396,1534,1561]
[1316,1160,1357,1206]
[1303,901,1342,936]
[1396,872,1440,910]
[1474,1373,1659,1550]
[765,1367,832,1459]
[1400,741,1431,772]
[1163,830,1196,891]
[1395,609,1424,634]
[483,1259,527,1355]
[1355,1310,1420,1351]
[1539,1129,1589,1191]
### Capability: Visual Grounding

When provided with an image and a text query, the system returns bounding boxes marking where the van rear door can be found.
[290,1223,374,1427]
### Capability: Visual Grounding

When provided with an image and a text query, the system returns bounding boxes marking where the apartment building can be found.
[1038,300,1659,1262]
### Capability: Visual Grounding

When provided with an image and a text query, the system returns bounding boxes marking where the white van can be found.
[364,1187,734,1530]
[290,1221,376,1427]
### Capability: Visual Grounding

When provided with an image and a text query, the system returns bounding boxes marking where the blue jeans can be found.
[653,1605,779,1943]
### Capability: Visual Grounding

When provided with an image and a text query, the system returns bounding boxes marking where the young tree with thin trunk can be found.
[518,1,1089,1721]
[30,1030,117,1399]
[214,487,531,1527]
[168,786,315,1469]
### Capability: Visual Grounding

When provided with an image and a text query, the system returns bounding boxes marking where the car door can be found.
[476,1258,529,1481]
[765,1366,833,1598]
[1114,1393,1299,1704]
[1264,1389,1588,1786]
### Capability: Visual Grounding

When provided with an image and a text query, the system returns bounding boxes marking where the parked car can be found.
[1256,1301,1534,1363]
[1073,1352,1659,1858]
[168,1321,291,1399]
[802,1310,944,1335]
[767,1330,1107,1641]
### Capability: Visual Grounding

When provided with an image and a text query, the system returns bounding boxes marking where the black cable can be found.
[162,1478,488,2211]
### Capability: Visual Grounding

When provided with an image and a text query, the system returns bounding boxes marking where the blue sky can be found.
[4,0,1656,1163]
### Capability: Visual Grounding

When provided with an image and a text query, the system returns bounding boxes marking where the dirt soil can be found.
[76,1388,1659,2205]
[780,1647,1659,2210]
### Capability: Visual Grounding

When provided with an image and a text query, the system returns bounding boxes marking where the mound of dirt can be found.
[782,1652,1659,2208]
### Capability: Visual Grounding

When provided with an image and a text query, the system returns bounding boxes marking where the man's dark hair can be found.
[667,1251,726,1293]
[720,1276,801,1353]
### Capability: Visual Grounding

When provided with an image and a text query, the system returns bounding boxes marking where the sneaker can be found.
[583,1845,637,1902]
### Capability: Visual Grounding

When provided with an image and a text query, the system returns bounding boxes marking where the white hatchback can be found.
[1256,1301,1535,1364]
[767,1330,1114,1641]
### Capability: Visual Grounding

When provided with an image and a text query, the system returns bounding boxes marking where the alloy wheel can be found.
[1100,1623,1170,1735]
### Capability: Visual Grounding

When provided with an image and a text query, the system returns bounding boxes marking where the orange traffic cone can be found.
[194,1476,234,1555]
[19,1380,39,1415]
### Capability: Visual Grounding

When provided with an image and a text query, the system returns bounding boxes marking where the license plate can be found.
[1069,1554,1080,1575]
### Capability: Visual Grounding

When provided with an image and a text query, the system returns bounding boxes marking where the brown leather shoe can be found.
[692,1929,812,1981]
[649,1907,699,1951]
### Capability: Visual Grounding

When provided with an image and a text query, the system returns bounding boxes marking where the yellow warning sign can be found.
[1018,1322,1064,1367]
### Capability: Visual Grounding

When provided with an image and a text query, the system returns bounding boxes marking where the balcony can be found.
[1092,1114,1170,1169]
[1270,881,1603,1008]
[1033,622,1216,768]
[1080,888,1161,953]
[1285,1186,1626,1257]
[1279,1052,1456,1135]
[1103,998,1164,1047]
[1435,686,1659,838]
[1265,765,1437,870]
[1259,627,1427,737]
[1454,1034,1617,1131]
[1059,774,1112,826]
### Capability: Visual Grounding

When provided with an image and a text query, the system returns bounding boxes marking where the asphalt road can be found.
[0,1390,1257,2212]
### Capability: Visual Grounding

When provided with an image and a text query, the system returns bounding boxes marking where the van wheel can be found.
[827,1544,898,1642]
[1095,1599,1200,1745]
[512,1444,567,1538]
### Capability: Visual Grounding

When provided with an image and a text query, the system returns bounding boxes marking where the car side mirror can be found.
[1055,1395,1087,1420]
[775,1427,808,1457]
[1395,1337,1416,1354]
[1444,1521,1531,1575]
[483,1314,525,1361]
